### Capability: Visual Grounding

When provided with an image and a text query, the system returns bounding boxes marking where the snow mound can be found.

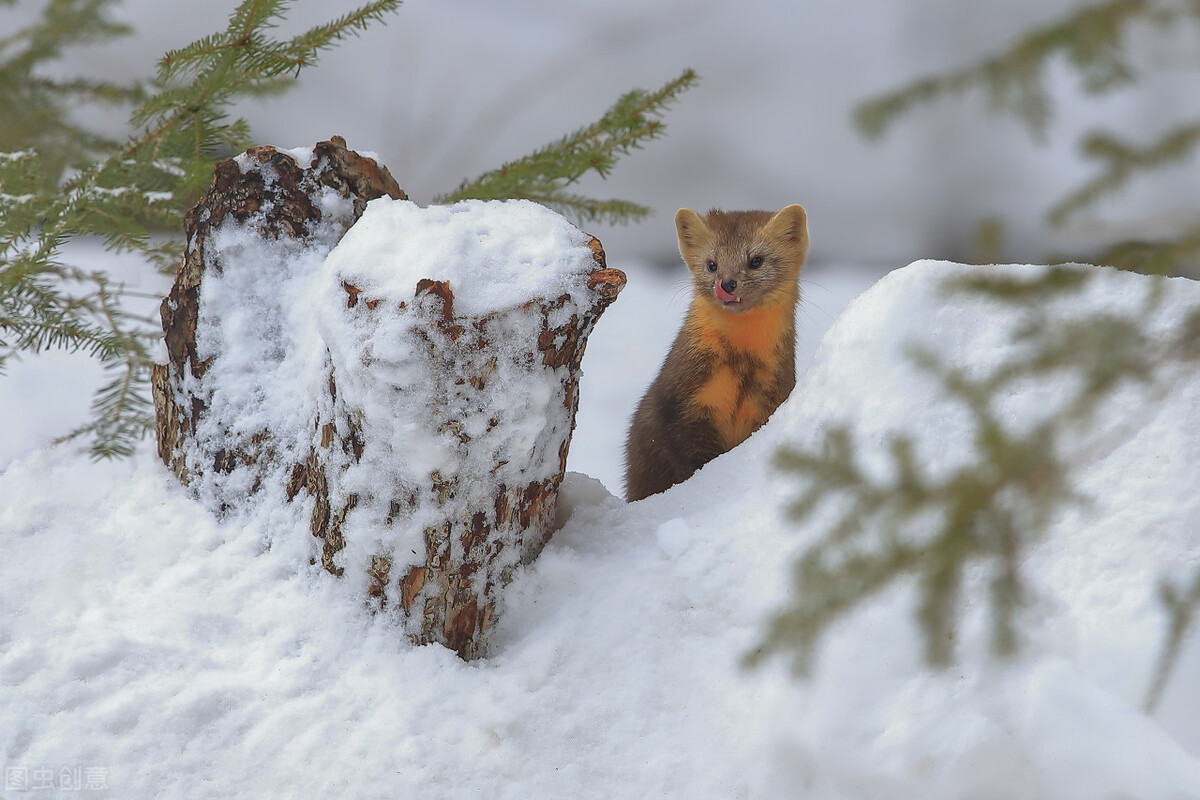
[751,260,1200,798]
[323,197,600,316]
[2,260,1198,799]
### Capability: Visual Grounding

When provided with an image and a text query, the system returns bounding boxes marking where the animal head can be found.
[675,204,808,313]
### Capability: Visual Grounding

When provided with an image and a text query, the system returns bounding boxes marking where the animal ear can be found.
[765,204,808,248]
[675,208,710,255]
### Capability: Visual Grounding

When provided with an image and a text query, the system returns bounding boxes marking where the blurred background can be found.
[4,0,1200,477]
[6,0,1200,271]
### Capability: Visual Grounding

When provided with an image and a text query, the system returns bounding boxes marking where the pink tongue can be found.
[714,281,738,303]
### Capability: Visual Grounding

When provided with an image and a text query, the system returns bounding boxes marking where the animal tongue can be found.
[714,281,738,303]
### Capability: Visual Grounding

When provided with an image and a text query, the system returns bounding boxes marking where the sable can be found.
[624,204,808,501]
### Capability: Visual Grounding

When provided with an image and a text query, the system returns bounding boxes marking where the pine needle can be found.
[1,0,404,457]
[437,69,698,225]
[753,265,1199,677]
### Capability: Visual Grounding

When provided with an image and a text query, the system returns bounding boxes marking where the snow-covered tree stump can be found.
[152,137,625,659]
[152,136,406,488]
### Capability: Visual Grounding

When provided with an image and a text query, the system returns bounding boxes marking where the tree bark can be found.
[152,136,624,660]
[152,135,406,489]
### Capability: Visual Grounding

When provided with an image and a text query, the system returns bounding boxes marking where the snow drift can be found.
[1,259,1198,799]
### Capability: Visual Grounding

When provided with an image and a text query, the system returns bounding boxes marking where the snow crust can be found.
[314,199,600,584]
[2,260,1199,798]
[314,196,599,488]
[324,197,599,317]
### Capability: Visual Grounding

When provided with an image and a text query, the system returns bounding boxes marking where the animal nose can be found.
[720,278,737,293]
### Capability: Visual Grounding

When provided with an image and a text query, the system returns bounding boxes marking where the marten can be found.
[623,204,808,502]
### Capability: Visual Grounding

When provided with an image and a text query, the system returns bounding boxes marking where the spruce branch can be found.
[1,0,402,457]
[1048,121,1200,226]
[0,259,121,370]
[1052,224,1200,276]
[289,1,403,64]
[0,0,142,184]
[437,68,699,225]
[3,0,686,458]
[755,265,1196,675]
[1144,567,1200,713]
[754,376,1068,673]
[855,0,1148,141]
[51,270,157,458]
[834,0,1200,697]
[852,0,1200,276]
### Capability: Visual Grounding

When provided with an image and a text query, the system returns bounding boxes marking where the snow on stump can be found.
[152,137,625,660]
[152,135,406,488]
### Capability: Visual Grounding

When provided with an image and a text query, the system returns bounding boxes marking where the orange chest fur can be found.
[685,300,793,449]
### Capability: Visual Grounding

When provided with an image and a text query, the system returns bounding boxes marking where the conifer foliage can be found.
[856,0,1200,276]
[438,68,698,225]
[0,0,695,458]
[761,1,1200,703]
[758,268,1200,710]
[1,0,403,457]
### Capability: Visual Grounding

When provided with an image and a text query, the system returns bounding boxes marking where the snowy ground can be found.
[2,237,1199,798]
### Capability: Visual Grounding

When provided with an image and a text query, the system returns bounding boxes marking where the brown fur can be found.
[623,204,808,502]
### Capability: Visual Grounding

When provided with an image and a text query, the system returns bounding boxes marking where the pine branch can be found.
[0,258,121,370]
[437,69,698,225]
[1048,121,1200,225]
[4,0,684,458]
[1,0,403,457]
[855,0,1149,141]
[756,402,1067,673]
[0,0,141,184]
[289,1,403,64]
[852,0,1200,276]
[1144,567,1200,712]
[51,272,157,458]
[760,262,1200,688]
[1049,224,1200,276]
[0,0,131,62]
[830,0,1200,695]
[753,266,1182,675]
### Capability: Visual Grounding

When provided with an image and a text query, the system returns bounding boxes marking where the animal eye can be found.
[748,255,764,270]
[706,260,717,273]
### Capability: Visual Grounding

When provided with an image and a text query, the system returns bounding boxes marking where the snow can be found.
[184,168,356,510]
[325,198,600,317]
[313,195,602,537]
[2,248,1200,798]
[177,185,617,644]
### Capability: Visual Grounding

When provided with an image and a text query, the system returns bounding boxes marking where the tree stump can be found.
[152,137,625,659]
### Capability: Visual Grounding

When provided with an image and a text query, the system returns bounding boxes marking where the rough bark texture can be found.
[326,261,624,659]
[152,135,405,489]
[152,137,624,660]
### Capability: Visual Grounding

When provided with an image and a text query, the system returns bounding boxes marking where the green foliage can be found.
[2,0,693,458]
[1,0,402,458]
[1048,122,1200,227]
[0,0,141,187]
[438,69,699,225]
[855,0,1147,142]
[758,416,1064,673]
[1145,568,1200,711]
[855,0,1200,277]
[755,267,1200,692]
[759,0,1200,699]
